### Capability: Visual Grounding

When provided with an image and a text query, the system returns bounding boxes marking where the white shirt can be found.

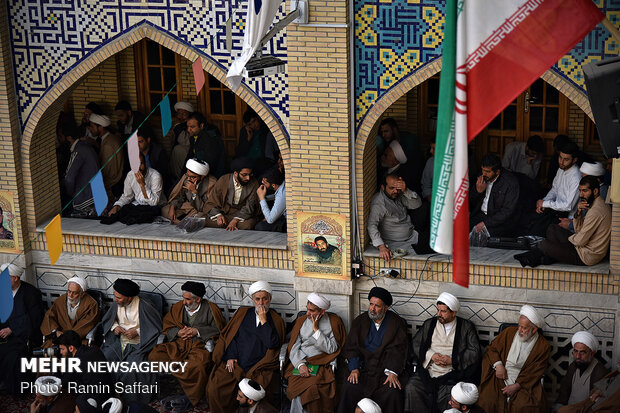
[259,183,286,224]
[114,168,164,207]
[481,176,497,214]
[543,164,581,211]
[233,177,243,205]
[185,303,201,317]
[12,284,20,298]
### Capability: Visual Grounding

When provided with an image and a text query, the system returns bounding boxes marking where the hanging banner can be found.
[160,96,172,137]
[45,214,63,265]
[192,58,205,95]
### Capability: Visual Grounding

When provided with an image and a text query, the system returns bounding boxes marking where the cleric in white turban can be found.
[206,280,285,412]
[32,376,75,411]
[437,292,460,312]
[554,330,608,408]
[448,381,480,412]
[88,113,111,128]
[389,140,408,165]
[307,292,330,310]
[0,262,24,278]
[162,157,214,223]
[174,101,194,114]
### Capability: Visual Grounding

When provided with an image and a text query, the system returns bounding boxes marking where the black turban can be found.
[230,156,254,173]
[368,286,392,306]
[113,278,140,297]
[181,281,206,298]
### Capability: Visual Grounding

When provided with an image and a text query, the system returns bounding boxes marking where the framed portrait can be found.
[0,190,19,253]
[297,212,347,280]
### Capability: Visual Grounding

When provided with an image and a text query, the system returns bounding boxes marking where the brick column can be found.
[0,2,27,261]
[286,0,354,323]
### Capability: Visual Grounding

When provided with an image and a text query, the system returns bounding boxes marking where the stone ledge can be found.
[36,217,288,250]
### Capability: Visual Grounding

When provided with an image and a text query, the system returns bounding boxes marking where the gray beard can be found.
[185,303,199,312]
[518,330,534,343]
[368,309,384,322]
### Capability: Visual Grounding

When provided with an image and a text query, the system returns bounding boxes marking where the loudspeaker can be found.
[583,56,620,158]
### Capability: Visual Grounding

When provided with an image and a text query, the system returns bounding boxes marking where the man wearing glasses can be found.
[163,158,215,224]
[205,157,260,231]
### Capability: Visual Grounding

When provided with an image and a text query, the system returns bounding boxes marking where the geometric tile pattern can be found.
[357,292,617,399]
[35,265,301,328]
[355,0,620,129]
[8,0,289,129]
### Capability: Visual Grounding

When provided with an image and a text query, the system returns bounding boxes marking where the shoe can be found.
[514,250,544,268]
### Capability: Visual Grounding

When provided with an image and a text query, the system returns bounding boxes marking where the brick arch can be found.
[353,59,592,248]
[20,22,290,231]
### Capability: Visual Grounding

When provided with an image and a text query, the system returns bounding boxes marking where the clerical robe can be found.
[40,292,100,348]
[556,359,609,407]
[0,282,44,394]
[236,400,279,413]
[478,326,550,413]
[285,313,346,413]
[207,307,285,413]
[101,296,162,403]
[162,173,216,222]
[557,372,620,413]
[149,300,226,406]
[405,316,482,413]
[337,310,408,413]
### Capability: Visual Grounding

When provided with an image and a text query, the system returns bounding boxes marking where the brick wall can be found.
[71,56,120,125]
[287,0,352,273]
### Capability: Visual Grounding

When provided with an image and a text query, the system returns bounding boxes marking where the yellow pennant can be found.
[45,214,63,265]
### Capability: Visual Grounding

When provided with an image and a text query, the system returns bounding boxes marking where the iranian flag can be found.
[431,0,604,287]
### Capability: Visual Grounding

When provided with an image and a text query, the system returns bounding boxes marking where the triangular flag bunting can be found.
[192,58,205,95]
[127,131,141,174]
[45,214,63,265]
[91,171,108,216]
[226,18,232,53]
[0,267,13,323]
[160,96,172,137]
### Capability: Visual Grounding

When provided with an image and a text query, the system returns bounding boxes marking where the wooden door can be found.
[198,74,247,162]
[474,78,568,180]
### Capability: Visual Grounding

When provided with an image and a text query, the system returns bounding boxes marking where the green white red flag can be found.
[431,0,604,287]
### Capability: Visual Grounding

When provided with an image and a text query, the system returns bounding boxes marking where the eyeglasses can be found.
[238,172,253,178]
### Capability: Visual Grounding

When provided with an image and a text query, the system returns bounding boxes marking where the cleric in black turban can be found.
[181,281,206,298]
[113,278,140,297]
[368,286,393,306]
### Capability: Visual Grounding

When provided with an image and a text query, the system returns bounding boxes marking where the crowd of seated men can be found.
[372,118,613,268]
[3,264,617,413]
[57,101,286,233]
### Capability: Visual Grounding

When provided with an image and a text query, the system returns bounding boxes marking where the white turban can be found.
[437,292,460,313]
[102,398,122,413]
[88,113,111,128]
[174,101,194,113]
[249,281,272,296]
[35,376,61,396]
[389,140,407,164]
[307,292,330,310]
[185,158,209,176]
[67,276,87,292]
[572,331,599,353]
[451,381,479,405]
[520,304,545,328]
[580,162,605,177]
[443,409,461,413]
[239,378,265,401]
[357,398,382,413]
[0,263,24,278]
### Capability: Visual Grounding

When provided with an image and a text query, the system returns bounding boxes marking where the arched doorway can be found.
[20,23,289,232]
[355,62,595,248]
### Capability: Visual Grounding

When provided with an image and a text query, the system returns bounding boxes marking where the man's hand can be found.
[257,184,267,201]
[30,398,42,413]
[183,179,197,194]
[431,353,451,367]
[56,331,64,337]
[108,205,120,216]
[135,171,146,187]
[394,176,407,194]
[226,359,237,373]
[378,244,392,261]
[178,326,197,340]
[310,313,322,332]
[501,382,521,397]
[476,175,487,194]
[383,372,402,389]
[536,199,545,214]
[245,125,253,140]
[577,199,590,213]
[122,328,138,340]
[0,327,12,338]
[474,222,486,233]
[257,305,268,325]
[347,369,360,384]
[589,389,603,402]
[495,364,508,380]
[558,218,571,230]
[113,326,126,336]
[216,215,227,228]
[168,205,176,223]
[226,218,239,231]
[298,363,310,377]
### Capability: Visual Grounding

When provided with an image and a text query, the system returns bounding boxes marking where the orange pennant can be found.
[45,214,63,265]
[193,58,205,95]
